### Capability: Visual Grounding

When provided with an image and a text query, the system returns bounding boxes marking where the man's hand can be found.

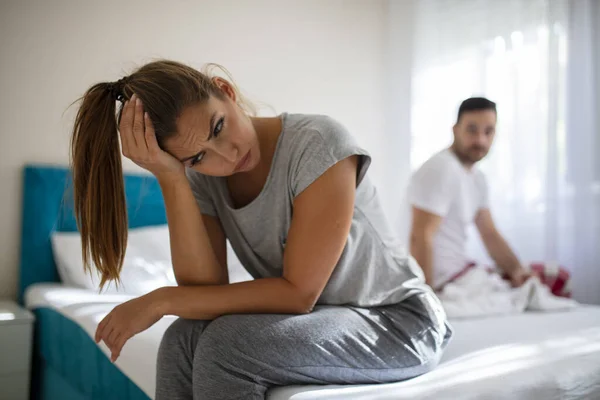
[508,267,531,287]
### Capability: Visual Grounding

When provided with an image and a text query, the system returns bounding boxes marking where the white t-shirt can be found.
[408,149,489,289]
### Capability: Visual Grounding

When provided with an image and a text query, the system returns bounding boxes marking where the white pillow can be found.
[51,225,176,295]
[51,225,254,294]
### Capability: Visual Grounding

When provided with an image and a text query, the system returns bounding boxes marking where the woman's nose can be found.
[213,142,238,164]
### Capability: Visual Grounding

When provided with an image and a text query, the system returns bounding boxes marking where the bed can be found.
[19,164,600,400]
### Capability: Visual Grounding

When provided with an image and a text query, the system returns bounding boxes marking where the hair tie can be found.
[107,77,129,102]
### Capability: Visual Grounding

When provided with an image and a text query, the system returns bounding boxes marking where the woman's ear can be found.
[212,77,237,102]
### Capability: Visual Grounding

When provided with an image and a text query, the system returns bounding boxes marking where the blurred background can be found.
[1,0,598,303]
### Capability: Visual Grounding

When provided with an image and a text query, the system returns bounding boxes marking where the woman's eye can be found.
[190,152,205,167]
[213,117,224,137]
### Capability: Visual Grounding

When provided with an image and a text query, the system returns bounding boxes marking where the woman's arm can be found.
[118,97,228,286]
[151,155,359,318]
[158,174,228,286]
[97,155,359,361]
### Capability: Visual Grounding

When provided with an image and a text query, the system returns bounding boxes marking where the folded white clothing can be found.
[437,267,577,318]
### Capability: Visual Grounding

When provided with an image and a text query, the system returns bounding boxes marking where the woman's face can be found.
[163,87,260,176]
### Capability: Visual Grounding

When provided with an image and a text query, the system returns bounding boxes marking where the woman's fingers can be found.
[95,314,111,343]
[118,95,183,176]
[119,95,137,153]
[119,94,151,163]
[106,327,120,349]
[111,334,130,362]
[108,332,120,355]
[101,324,115,346]
[132,96,148,154]
[144,112,160,154]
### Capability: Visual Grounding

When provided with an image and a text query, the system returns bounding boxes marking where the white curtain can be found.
[564,0,600,305]
[409,0,600,303]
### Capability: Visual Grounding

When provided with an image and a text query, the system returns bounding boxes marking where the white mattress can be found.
[25,283,600,399]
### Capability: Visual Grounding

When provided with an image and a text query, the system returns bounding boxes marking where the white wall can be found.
[383,0,415,227]
[0,0,390,300]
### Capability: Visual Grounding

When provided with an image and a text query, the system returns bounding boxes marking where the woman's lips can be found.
[235,151,251,172]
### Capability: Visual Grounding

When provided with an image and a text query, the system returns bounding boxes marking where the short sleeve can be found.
[409,157,459,217]
[290,117,371,198]
[185,168,218,217]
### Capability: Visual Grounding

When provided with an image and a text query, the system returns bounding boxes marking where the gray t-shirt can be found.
[186,113,430,307]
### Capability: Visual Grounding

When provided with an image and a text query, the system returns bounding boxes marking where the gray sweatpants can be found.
[156,293,452,400]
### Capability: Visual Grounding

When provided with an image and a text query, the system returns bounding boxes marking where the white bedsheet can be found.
[25,283,600,399]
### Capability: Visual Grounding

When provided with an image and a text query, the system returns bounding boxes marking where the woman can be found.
[71,60,452,400]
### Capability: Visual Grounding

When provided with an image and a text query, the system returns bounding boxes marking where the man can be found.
[408,97,532,291]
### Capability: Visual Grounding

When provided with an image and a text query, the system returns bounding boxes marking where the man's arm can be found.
[409,207,443,287]
[475,209,528,286]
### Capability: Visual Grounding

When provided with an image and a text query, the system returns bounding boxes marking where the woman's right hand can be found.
[119,93,185,180]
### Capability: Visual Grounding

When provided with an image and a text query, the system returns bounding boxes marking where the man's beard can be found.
[454,146,488,165]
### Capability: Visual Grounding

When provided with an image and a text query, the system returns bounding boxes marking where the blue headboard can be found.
[18,164,167,304]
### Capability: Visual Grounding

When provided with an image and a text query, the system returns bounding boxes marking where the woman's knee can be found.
[190,315,269,397]
[156,318,210,399]
[194,315,247,355]
[192,315,268,371]
[158,318,209,364]
[160,318,192,350]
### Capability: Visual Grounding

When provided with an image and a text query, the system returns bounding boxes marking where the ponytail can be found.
[70,83,127,290]
[69,59,250,289]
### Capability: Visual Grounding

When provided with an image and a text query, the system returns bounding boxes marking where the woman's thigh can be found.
[192,292,451,386]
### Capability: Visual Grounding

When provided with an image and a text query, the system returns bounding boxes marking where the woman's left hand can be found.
[95,292,163,362]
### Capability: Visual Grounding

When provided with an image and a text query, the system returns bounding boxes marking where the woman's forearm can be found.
[151,278,313,320]
[157,173,226,285]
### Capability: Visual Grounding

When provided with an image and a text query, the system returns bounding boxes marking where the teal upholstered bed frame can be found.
[19,164,166,400]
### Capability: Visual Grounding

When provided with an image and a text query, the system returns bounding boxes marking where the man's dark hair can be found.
[457,97,496,123]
